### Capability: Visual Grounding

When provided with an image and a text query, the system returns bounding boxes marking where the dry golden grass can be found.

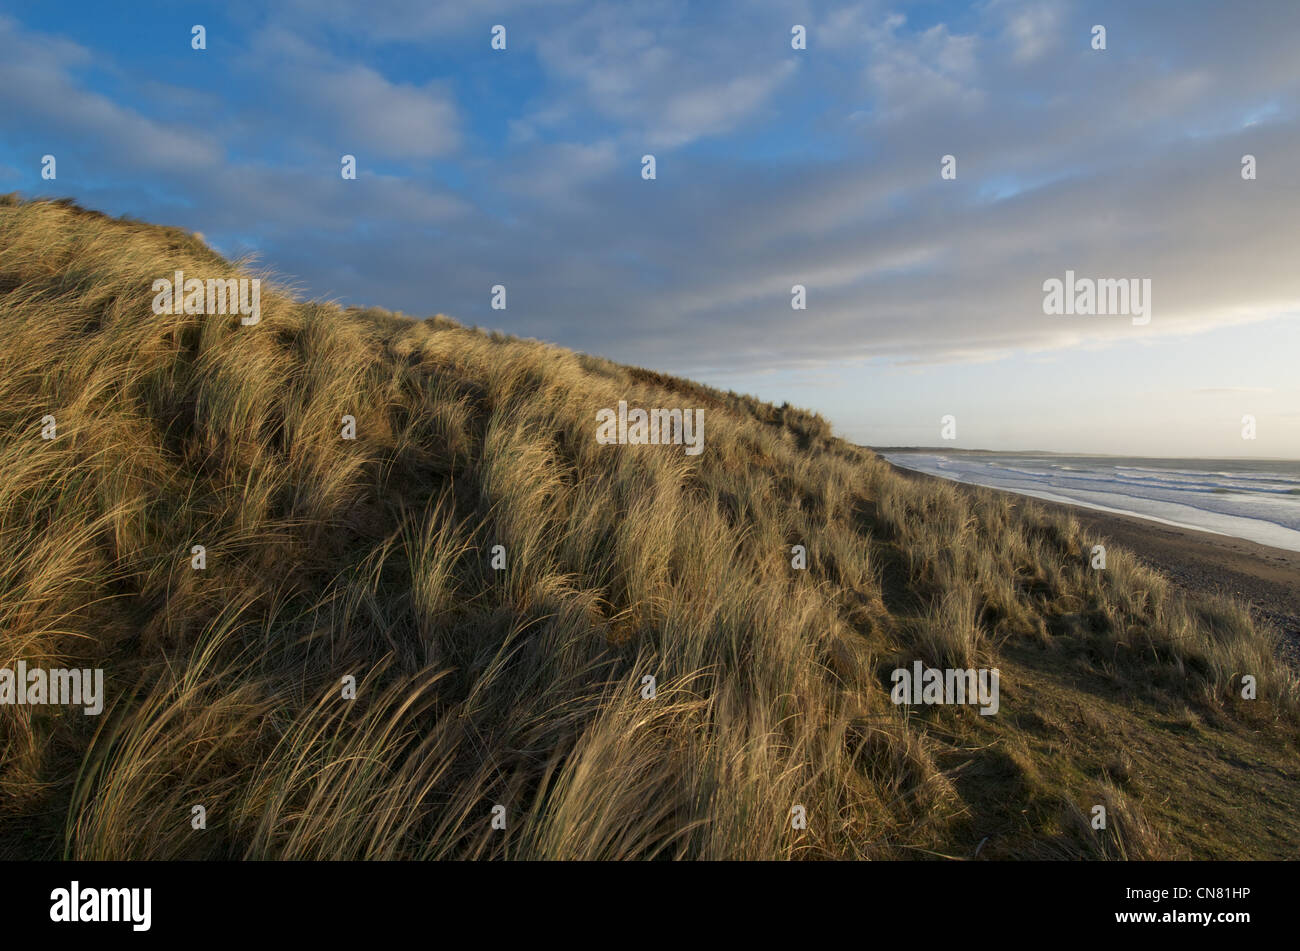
[1,194,1297,860]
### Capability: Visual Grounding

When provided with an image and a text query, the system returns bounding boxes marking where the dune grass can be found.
[1,194,1297,860]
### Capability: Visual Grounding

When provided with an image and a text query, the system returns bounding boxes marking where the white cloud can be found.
[250,28,461,159]
[533,3,799,149]
[991,0,1066,64]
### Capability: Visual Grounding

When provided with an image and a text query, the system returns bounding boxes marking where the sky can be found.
[2,0,1297,457]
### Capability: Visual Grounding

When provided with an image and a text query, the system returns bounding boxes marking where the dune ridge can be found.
[0,194,1296,860]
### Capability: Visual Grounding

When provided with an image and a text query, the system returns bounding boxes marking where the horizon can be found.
[5,0,1300,883]
[3,1,1297,457]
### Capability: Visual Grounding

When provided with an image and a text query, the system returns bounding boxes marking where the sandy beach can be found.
[885,462,1300,663]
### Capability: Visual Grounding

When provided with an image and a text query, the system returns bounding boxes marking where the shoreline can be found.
[883,461,1300,659]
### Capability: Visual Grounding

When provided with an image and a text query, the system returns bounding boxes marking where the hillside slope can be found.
[1,194,1297,859]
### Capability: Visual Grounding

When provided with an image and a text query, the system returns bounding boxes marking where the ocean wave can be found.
[881,452,1300,550]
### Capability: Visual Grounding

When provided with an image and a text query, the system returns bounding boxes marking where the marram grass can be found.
[0,195,1296,860]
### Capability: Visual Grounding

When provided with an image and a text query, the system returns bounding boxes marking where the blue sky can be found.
[3,0,1298,457]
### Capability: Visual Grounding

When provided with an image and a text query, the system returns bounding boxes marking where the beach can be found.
[885,461,1300,662]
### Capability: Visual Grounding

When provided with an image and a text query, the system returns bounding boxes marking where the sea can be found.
[878,452,1300,553]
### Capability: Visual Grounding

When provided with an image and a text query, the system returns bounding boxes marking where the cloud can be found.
[498,140,619,201]
[0,16,467,257]
[0,16,223,172]
[249,29,461,159]
[275,0,579,43]
[652,62,799,148]
[865,20,983,118]
[532,2,800,148]
[990,0,1067,64]
[3,0,1300,389]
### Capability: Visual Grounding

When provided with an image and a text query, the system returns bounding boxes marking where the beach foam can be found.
[880,452,1300,553]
